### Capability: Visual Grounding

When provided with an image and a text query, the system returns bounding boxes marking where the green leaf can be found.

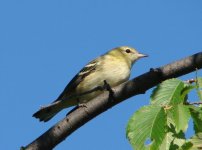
[151,79,185,106]
[189,133,202,149]
[160,104,190,148]
[126,105,166,150]
[169,104,190,133]
[189,106,202,133]
[156,110,175,150]
[181,83,196,100]
[159,131,174,150]
[196,77,202,101]
[197,89,202,101]
[180,142,193,150]
[159,123,187,150]
[196,77,202,88]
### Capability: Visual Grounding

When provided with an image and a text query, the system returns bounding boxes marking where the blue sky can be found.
[1,0,202,149]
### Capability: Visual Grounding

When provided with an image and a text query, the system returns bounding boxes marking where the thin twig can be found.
[187,101,202,105]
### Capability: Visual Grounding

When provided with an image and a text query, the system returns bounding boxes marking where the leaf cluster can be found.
[126,78,202,150]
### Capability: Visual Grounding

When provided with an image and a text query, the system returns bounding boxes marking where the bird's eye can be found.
[125,49,131,53]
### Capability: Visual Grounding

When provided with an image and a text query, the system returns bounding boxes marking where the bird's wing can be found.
[55,58,99,101]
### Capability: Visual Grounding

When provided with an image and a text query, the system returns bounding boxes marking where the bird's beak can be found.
[137,53,148,58]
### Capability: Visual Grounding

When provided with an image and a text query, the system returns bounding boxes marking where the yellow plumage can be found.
[33,46,148,122]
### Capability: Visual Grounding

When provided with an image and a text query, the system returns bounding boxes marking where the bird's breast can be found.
[76,59,130,102]
[101,61,130,86]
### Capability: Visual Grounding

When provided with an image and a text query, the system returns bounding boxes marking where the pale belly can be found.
[76,62,130,102]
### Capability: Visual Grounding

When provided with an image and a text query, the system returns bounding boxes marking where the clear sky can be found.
[1,0,202,150]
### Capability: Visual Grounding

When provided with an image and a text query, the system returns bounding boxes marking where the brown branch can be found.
[22,52,202,150]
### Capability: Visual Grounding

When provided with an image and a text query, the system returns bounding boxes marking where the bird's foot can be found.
[103,80,115,103]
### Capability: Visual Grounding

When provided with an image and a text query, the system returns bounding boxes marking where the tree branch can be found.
[22,52,202,150]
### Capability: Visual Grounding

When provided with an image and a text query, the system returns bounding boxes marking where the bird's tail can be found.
[33,101,65,122]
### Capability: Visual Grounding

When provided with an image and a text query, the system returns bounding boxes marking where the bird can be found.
[33,46,148,122]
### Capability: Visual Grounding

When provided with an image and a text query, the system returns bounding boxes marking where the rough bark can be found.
[22,52,202,150]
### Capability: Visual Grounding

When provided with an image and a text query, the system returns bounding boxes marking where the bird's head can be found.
[109,46,148,65]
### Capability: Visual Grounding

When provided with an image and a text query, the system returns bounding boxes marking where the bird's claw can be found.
[103,80,115,102]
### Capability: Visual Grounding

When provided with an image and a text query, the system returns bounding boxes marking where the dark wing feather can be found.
[55,59,98,101]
